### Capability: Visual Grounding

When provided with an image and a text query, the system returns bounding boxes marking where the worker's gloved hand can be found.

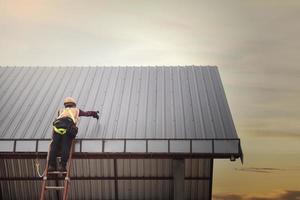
[91,111,99,120]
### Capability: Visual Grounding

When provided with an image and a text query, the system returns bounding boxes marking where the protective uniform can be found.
[48,97,99,171]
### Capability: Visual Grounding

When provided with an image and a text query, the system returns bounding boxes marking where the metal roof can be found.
[0,66,242,199]
[0,66,237,140]
[0,66,241,155]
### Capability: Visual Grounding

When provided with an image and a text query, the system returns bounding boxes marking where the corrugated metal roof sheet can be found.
[0,66,238,140]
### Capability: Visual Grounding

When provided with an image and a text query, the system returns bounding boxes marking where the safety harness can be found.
[53,126,67,135]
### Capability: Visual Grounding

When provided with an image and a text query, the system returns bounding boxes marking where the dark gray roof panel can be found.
[0,66,238,140]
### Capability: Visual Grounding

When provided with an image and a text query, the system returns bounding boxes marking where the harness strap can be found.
[53,126,67,135]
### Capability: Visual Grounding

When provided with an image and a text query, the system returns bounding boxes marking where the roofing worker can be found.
[48,97,99,171]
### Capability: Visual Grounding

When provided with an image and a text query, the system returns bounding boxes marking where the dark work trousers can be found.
[49,131,73,168]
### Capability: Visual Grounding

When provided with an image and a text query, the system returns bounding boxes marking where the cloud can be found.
[249,191,300,200]
[213,193,245,200]
[234,167,283,174]
[279,191,300,200]
[234,166,300,174]
[213,190,300,200]
[249,130,300,139]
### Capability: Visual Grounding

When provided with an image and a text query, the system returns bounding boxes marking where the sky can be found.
[1,0,300,199]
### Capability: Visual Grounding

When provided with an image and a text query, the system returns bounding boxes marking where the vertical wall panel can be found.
[0,158,214,199]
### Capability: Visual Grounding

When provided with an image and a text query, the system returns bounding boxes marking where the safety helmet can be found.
[64,97,76,106]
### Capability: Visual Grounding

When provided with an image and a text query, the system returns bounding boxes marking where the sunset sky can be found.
[1,1,300,199]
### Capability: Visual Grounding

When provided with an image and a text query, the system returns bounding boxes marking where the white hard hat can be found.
[64,97,76,106]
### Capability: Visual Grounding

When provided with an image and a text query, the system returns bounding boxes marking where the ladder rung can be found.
[48,171,67,174]
[45,186,64,190]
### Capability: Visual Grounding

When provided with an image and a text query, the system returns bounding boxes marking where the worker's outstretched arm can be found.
[79,110,99,119]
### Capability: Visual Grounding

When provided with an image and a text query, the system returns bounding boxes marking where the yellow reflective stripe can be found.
[53,126,67,135]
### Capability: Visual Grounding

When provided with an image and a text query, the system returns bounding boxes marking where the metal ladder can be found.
[40,139,75,200]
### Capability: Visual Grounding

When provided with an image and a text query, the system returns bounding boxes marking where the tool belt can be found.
[53,117,78,138]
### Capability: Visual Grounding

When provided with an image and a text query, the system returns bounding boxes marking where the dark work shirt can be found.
[79,109,96,117]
